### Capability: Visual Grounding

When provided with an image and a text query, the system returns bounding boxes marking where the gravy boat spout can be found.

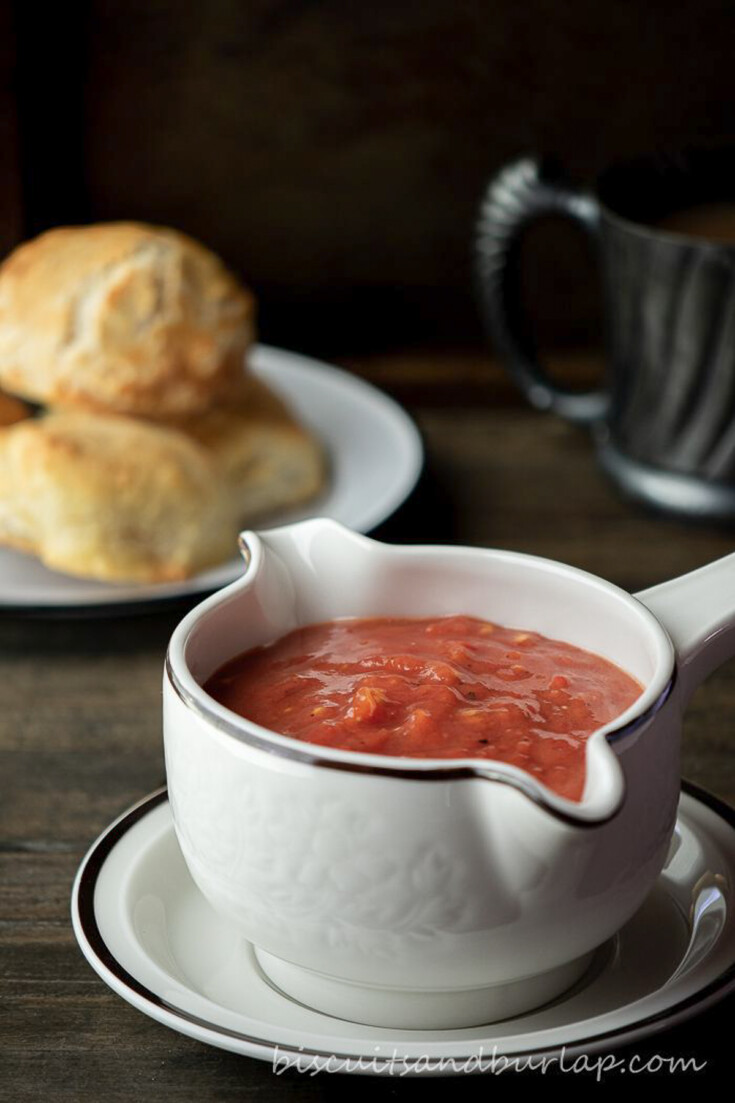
[163,519,735,1028]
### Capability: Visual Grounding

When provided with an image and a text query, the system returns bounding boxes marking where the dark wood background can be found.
[4,0,735,354]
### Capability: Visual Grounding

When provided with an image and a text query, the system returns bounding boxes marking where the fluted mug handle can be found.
[476,157,608,426]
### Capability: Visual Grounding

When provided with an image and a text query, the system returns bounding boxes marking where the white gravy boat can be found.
[163,518,735,1028]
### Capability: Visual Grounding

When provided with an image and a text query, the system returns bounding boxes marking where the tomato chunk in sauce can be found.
[203,615,643,802]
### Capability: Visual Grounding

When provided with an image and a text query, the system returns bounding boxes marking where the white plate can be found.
[0,345,423,612]
[71,783,735,1076]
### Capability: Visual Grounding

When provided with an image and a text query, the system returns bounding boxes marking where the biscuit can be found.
[0,223,255,418]
[172,374,326,521]
[0,411,239,582]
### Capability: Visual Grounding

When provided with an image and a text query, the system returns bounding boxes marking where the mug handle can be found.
[476,157,608,425]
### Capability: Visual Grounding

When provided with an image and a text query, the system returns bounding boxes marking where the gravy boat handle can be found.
[636,551,735,702]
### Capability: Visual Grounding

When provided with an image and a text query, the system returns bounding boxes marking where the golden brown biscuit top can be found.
[0,222,256,418]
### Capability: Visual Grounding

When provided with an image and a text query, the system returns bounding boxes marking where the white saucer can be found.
[0,344,423,612]
[71,783,735,1076]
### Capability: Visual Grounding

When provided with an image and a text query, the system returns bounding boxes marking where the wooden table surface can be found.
[2,350,734,1097]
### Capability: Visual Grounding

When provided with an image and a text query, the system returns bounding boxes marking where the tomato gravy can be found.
[204,615,643,801]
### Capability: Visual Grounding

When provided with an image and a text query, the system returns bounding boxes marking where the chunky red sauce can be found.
[204,615,643,801]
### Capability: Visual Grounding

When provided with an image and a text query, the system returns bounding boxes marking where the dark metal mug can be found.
[476,150,735,521]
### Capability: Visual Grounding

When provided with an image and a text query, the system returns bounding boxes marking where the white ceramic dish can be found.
[0,346,422,612]
[71,784,735,1075]
[163,519,735,1028]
